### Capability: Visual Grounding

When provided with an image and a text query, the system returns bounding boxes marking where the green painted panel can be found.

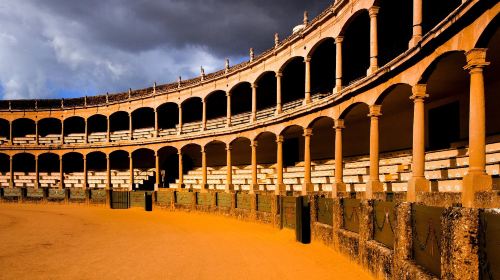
[156,191,174,206]
[217,193,232,208]
[317,197,333,226]
[343,198,360,233]
[282,196,297,229]
[90,189,106,203]
[373,201,395,249]
[176,192,194,206]
[48,189,66,199]
[130,191,146,207]
[197,193,212,206]
[70,188,86,200]
[3,188,22,197]
[27,188,44,198]
[236,193,251,210]
[257,194,272,213]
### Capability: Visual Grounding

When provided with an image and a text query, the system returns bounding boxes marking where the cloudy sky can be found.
[0,0,330,100]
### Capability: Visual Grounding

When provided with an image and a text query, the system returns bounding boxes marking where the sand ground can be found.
[0,203,373,280]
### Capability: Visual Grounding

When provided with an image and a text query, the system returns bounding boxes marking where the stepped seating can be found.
[64,133,85,144]
[88,132,107,143]
[38,134,61,145]
[231,112,251,126]
[282,99,303,112]
[0,136,8,145]
[255,107,275,121]
[311,92,331,102]
[132,127,155,140]
[12,134,36,145]
[110,130,130,142]
[178,122,202,133]
[206,117,226,130]
[158,128,177,137]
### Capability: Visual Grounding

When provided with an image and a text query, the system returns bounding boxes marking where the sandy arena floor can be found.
[0,203,373,280]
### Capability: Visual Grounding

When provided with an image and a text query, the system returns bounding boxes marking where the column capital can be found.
[177,150,182,156]
[368,105,382,117]
[251,83,258,89]
[334,119,345,129]
[276,135,284,143]
[368,6,380,17]
[226,91,231,97]
[464,48,490,71]
[275,72,283,78]
[335,36,344,44]
[304,56,311,63]
[251,140,258,147]
[303,127,313,137]
[178,103,182,109]
[225,146,232,151]
[411,84,428,100]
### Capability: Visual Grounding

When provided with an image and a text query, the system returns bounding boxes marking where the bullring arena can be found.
[0,0,499,279]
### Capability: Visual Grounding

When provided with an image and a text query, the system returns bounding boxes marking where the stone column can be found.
[61,120,65,145]
[251,84,258,122]
[9,155,14,188]
[34,155,39,189]
[154,108,159,137]
[334,37,343,94]
[275,136,285,194]
[409,0,423,48]
[367,6,379,75]
[462,49,492,208]
[106,117,111,143]
[129,154,134,191]
[9,121,13,145]
[59,155,64,190]
[202,99,207,130]
[106,155,111,190]
[178,151,184,188]
[304,57,312,105]
[333,119,346,197]
[83,155,88,189]
[366,105,383,199]
[251,140,259,193]
[155,152,160,191]
[226,92,232,127]
[178,104,183,135]
[303,128,313,195]
[407,84,430,202]
[201,147,208,192]
[276,73,283,115]
[128,113,133,140]
[226,144,234,192]
[84,119,88,144]
[35,121,39,145]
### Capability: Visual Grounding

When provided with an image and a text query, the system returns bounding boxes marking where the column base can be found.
[275,183,286,195]
[332,182,346,195]
[225,184,234,192]
[365,180,384,199]
[177,183,185,189]
[408,35,422,49]
[407,176,430,202]
[366,65,378,75]
[251,113,257,122]
[250,184,259,193]
[199,184,209,193]
[302,183,314,195]
[462,172,493,207]
[154,184,159,191]
[275,107,282,116]
[332,85,343,95]
[303,97,311,106]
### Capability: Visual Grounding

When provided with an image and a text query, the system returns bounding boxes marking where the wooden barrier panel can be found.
[281,196,297,230]
[3,188,22,198]
[111,191,129,209]
[90,189,106,204]
[373,200,395,249]
[156,191,174,207]
[256,194,272,213]
[70,188,86,200]
[48,189,66,200]
[196,192,212,206]
[343,198,360,233]
[26,188,45,199]
[479,211,500,280]
[236,192,251,210]
[317,197,333,226]
[176,191,194,206]
[130,191,146,208]
[217,193,232,209]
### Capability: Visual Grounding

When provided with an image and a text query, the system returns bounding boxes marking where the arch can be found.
[339,102,370,119]
[483,16,500,137]
[0,118,9,140]
[342,103,370,157]
[63,116,85,136]
[12,153,35,173]
[12,118,35,138]
[157,102,179,130]
[309,38,336,95]
[230,82,252,116]
[109,111,129,132]
[309,116,335,161]
[476,13,500,48]
[181,143,202,172]
[254,71,277,111]
[181,97,202,124]
[0,153,9,174]
[131,107,155,130]
[230,137,251,167]
[87,114,107,134]
[157,146,179,188]
[280,124,305,167]
[422,0,461,35]
[62,152,84,173]
[38,152,60,173]
[109,150,129,171]
[418,51,465,84]
[205,140,227,167]
[374,83,413,105]
[38,118,61,137]
[205,90,227,121]
[255,132,277,165]
[131,148,155,190]
[340,9,370,85]
[87,151,107,172]
[281,57,306,105]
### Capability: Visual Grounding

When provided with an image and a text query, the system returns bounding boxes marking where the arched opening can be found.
[38,153,60,188]
[157,102,179,136]
[182,97,202,132]
[38,118,62,145]
[230,83,252,125]
[341,10,370,85]
[62,153,84,188]
[87,152,107,188]
[422,0,461,35]
[281,125,304,167]
[63,117,85,144]
[342,103,370,157]
[12,118,35,145]
[206,141,227,168]
[87,114,107,143]
[255,72,277,119]
[420,51,468,151]
[181,144,202,187]
[131,107,155,140]
[0,119,9,143]
[378,0,412,66]
[158,146,178,188]
[205,91,227,129]
[310,38,336,98]
[231,138,252,191]
[13,153,35,187]
[309,117,335,161]
[0,154,9,187]
[255,132,277,191]
[281,57,305,108]
[109,111,130,142]
[109,150,130,189]
[132,149,155,191]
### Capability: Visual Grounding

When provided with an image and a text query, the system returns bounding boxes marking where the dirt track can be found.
[0,204,372,280]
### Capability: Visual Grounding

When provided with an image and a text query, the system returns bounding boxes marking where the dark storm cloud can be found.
[0,0,331,99]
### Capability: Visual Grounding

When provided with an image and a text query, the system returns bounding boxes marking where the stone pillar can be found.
[106,155,111,190]
[84,119,88,144]
[334,36,343,94]
[83,155,88,189]
[9,121,13,145]
[61,120,65,145]
[201,147,208,192]
[128,113,133,140]
[155,152,160,191]
[333,119,346,197]
[226,144,234,192]
[178,104,183,135]
[35,121,39,145]
[129,154,134,191]
[202,99,207,130]
[178,151,184,188]
[303,128,313,195]
[250,140,259,193]
[409,0,423,48]
[59,155,64,190]
[366,105,383,199]
[154,108,159,137]
[106,117,111,143]
[34,155,39,189]
[407,84,430,202]
[276,72,283,115]
[226,92,232,127]
[462,49,492,208]
[367,6,379,75]
[251,84,257,122]
[275,136,285,194]
[304,57,312,105]
[9,155,14,188]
